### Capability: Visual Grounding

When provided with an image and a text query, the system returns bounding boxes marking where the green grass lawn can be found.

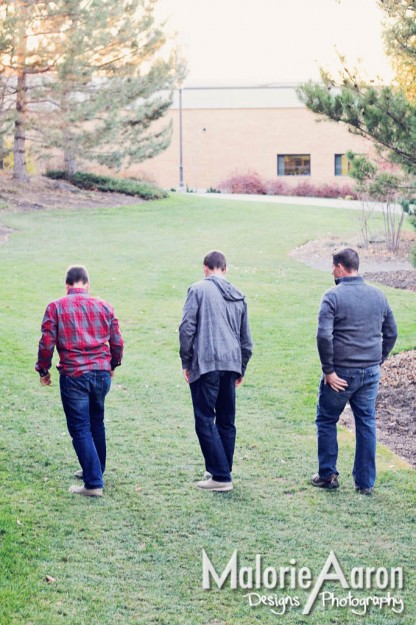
[0,195,414,625]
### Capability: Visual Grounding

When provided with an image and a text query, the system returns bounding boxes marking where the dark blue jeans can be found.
[60,371,111,489]
[315,365,381,489]
[190,371,239,482]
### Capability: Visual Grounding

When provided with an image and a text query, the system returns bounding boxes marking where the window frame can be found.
[334,154,351,176]
[277,154,311,176]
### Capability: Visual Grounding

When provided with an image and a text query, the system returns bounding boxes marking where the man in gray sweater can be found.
[179,250,253,491]
[312,248,397,494]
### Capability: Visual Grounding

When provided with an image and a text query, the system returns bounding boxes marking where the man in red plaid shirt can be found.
[36,265,124,497]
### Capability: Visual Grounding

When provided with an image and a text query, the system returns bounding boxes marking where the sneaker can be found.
[68,485,103,497]
[203,471,212,480]
[74,469,83,479]
[196,478,233,492]
[311,473,339,489]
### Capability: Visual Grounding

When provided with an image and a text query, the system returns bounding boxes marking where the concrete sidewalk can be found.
[193,192,401,212]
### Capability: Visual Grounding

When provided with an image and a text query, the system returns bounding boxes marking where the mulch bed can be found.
[340,351,416,468]
[0,173,144,212]
[363,270,416,292]
[377,352,416,467]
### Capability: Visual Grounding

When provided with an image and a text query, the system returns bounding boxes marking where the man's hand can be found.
[324,372,348,392]
[110,370,115,378]
[183,369,190,384]
[235,376,243,387]
[40,373,51,386]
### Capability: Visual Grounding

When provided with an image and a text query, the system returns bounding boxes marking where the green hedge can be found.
[46,170,168,200]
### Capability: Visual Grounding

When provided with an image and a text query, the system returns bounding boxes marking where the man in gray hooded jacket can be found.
[179,250,253,491]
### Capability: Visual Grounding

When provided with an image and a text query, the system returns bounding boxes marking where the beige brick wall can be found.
[128,107,372,191]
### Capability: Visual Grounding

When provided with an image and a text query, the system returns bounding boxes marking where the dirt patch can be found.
[362,270,416,292]
[291,234,416,468]
[290,232,416,275]
[0,173,145,214]
[340,351,416,468]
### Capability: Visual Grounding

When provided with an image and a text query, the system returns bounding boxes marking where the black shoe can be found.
[311,473,339,489]
[355,484,373,495]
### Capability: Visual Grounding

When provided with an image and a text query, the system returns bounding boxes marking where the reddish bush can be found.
[315,183,343,198]
[290,181,318,197]
[314,183,359,199]
[338,184,359,200]
[218,171,267,195]
[266,179,291,195]
[314,184,335,198]
[217,171,359,199]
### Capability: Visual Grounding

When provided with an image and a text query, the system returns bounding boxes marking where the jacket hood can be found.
[207,276,245,301]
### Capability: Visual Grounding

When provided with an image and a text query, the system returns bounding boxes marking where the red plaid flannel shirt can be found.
[36,288,124,377]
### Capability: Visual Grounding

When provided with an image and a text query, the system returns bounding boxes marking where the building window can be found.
[334,154,350,176]
[277,154,310,176]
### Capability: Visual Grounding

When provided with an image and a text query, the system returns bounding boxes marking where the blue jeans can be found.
[60,371,111,489]
[190,371,239,482]
[315,365,381,489]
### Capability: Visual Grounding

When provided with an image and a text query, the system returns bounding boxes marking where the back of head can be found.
[332,248,359,272]
[65,265,89,286]
[203,250,227,271]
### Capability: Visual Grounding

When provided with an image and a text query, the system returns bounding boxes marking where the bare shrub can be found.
[218,171,267,195]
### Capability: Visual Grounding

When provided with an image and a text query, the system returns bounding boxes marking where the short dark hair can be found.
[203,250,227,271]
[65,265,89,285]
[332,248,359,271]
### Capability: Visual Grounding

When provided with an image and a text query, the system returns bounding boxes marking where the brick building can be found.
[131,85,372,191]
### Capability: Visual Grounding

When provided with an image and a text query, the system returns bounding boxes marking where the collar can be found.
[206,274,227,281]
[335,276,364,285]
[67,288,89,294]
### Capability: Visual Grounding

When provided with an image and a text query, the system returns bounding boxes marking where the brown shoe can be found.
[311,473,339,489]
[68,485,103,497]
[196,478,233,492]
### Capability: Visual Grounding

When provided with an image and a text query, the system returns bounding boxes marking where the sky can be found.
[156,0,393,87]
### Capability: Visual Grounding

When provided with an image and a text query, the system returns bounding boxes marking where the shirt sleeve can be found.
[240,303,253,376]
[109,313,124,369]
[35,303,57,373]
[179,287,199,370]
[381,304,398,361]
[316,293,336,374]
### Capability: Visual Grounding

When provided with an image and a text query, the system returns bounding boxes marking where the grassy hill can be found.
[0,194,414,625]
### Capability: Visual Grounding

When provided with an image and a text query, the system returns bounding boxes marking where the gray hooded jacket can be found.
[179,275,253,384]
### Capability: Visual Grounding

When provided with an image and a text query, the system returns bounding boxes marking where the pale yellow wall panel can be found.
[129,107,373,190]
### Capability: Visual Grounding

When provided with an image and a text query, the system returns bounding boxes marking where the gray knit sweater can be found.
[317,276,398,374]
[179,276,253,384]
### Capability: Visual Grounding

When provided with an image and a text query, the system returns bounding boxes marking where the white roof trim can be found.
[171,85,305,109]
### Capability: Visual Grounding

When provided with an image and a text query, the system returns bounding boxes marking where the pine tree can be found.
[40,0,185,174]
[0,0,185,178]
[0,1,65,180]
[380,0,416,102]
[297,1,416,175]
[297,78,416,174]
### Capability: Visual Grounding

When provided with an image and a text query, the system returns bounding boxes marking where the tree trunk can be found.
[13,72,29,182]
[64,148,78,176]
[61,88,78,175]
[13,1,29,183]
